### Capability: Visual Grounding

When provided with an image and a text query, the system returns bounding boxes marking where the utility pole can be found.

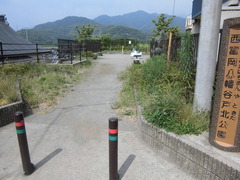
[194,0,222,112]
[172,0,176,15]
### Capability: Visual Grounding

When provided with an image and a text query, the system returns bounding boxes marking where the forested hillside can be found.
[17,10,185,44]
[94,10,185,33]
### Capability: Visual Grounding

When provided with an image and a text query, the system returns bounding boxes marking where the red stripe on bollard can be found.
[15,122,25,127]
[109,129,118,134]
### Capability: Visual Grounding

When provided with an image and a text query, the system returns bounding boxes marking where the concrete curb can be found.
[0,79,26,127]
[0,101,24,127]
[136,104,240,180]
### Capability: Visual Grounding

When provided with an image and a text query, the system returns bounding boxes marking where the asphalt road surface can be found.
[0,54,194,180]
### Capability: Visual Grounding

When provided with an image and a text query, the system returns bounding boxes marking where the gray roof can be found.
[0,17,49,56]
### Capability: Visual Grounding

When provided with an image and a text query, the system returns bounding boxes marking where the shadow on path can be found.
[35,148,62,170]
[118,154,136,179]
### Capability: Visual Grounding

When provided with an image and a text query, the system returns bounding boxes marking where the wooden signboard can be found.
[210,18,240,152]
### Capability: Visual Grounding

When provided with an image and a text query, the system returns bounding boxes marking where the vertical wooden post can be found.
[167,32,173,64]
[85,43,87,59]
[79,43,82,62]
[70,43,73,64]
[0,42,4,64]
[36,43,39,63]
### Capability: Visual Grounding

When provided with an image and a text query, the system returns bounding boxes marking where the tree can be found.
[100,34,111,50]
[152,13,180,38]
[74,24,97,42]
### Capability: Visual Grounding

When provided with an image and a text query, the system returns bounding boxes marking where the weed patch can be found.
[116,55,209,135]
[0,60,93,112]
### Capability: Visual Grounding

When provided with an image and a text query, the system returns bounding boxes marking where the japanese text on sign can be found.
[215,27,240,146]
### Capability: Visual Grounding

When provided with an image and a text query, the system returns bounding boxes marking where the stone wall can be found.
[0,101,25,127]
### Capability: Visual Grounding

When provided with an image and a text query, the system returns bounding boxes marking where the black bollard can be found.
[14,111,35,175]
[109,117,119,180]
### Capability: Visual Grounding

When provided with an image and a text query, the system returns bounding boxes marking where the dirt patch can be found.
[114,107,137,123]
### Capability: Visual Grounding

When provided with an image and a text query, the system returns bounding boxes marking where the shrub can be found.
[142,87,209,135]
[81,51,94,57]
[178,32,196,102]
[137,43,150,53]
[117,55,210,135]
[141,55,166,89]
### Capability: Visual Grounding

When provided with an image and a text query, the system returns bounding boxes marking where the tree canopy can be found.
[152,13,180,37]
[74,24,97,42]
[100,34,111,49]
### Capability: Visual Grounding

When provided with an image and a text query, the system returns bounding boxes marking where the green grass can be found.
[0,76,18,105]
[0,60,93,111]
[114,66,136,117]
[137,43,150,54]
[116,55,210,135]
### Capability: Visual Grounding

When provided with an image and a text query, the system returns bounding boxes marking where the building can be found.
[190,0,240,34]
[185,15,193,32]
[0,14,49,62]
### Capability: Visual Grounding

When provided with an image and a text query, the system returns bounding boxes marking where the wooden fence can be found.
[57,39,101,58]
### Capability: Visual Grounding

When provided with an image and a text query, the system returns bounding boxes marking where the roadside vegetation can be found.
[0,60,93,112]
[116,32,210,135]
[116,54,209,135]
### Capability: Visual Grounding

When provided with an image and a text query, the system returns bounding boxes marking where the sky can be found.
[1,0,193,30]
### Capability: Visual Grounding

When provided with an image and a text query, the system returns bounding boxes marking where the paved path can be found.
[0,54,194,180]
